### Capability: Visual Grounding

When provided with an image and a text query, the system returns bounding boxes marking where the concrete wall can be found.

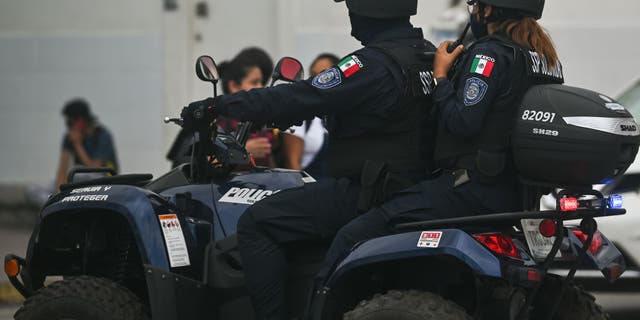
[0,0,639,184]
[0,0,166,184]
[542,1,640,95]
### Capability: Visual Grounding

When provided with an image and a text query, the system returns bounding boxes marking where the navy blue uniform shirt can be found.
[214,27,425,138]
[433,41,514,138]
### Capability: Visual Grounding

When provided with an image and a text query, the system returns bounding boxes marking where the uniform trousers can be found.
[316,171,523,283]
[237,177,360,320]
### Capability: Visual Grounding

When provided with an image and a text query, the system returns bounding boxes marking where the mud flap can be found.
[145,265,213,320]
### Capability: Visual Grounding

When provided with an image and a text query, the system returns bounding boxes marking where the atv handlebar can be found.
[164,117,184,126]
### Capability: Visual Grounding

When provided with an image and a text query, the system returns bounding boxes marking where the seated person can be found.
[167,54,279,167]
[317,0,565,282]
[235,47,274,87]
[55,99,119,189]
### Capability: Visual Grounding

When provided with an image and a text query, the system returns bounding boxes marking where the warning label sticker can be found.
[417,231,443,248]
[158,214,190,267]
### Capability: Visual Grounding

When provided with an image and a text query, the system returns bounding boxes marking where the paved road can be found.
[0,228,30,285]
[0,306,15,320]
[595,292,640,319]
[2,293,640,319]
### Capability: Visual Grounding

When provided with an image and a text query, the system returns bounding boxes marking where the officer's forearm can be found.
[215,84,319,123]
[215,92,273,122]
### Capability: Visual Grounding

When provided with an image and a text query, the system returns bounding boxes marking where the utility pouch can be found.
[358,160,389,212]
[357,160,414,212]
[476,149,506,178]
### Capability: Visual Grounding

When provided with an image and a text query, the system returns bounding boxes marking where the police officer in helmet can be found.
[182,0,435,319]
[315,0,566,301]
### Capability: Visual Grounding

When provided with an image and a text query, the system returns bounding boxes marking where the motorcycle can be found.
[4,54,639,320]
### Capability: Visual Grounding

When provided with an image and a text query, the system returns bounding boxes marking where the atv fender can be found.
[566,227,626,281]
[327,229,501,286]
[34,185,172,269]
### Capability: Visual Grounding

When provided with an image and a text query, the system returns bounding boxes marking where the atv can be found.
[5,55,640,320]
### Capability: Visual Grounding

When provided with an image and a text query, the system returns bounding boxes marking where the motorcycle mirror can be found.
[195,55,220,84]
[272,57,304,83]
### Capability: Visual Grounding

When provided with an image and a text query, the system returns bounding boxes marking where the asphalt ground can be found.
[2,293,640,319]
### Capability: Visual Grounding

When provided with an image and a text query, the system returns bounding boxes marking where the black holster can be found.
[357,160,414,212]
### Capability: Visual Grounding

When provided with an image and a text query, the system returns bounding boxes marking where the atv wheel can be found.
[14,276,147,320]
[343,290,471,320]
[531,275,610,320]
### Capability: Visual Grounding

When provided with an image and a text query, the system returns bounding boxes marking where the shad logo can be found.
[620,124,637,132]
[218,187,280,205]
[533,128,559,137]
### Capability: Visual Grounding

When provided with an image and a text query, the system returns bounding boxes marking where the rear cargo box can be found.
[512,85,640,187]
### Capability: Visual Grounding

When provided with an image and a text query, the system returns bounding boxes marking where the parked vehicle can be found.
[600,77,640,282]
[4,56,639,320]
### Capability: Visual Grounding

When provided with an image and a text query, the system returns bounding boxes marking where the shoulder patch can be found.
[463,77,488,106]
[312,67,342,89]
[470,54,495,77]
[338,55,363,77]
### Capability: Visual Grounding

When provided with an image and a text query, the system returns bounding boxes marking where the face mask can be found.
[349,13,410,45]
[470,11,488,39]
[349,13,367,43]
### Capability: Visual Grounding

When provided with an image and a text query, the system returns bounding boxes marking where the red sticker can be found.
[417,231,443,248]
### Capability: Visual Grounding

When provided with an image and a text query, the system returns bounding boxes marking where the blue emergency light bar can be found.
[608,194,623,209]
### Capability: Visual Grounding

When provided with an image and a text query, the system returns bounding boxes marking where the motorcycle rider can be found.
[316,0,566,287]
[182,0,436,318]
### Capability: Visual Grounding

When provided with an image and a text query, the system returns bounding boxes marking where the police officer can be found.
[182,1,435,319]
[316,0,566,292]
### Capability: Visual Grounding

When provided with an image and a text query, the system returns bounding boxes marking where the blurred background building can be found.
[0,0,639,183]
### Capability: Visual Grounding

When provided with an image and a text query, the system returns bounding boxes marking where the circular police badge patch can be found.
[312,67,342,90]
[463,77,488,106]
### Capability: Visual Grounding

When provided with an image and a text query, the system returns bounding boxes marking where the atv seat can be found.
[59,173,153,191]
[145,164,192,193]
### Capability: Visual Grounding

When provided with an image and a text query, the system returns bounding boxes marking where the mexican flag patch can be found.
[470,54,495,77]
[338,55,363,78]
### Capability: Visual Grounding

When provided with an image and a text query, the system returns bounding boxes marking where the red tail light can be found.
[527,269,542,282]
[538,219,557,238]
[473,233,521,259]
[572,230,603,255]
[560,197,579,211]
[608,265,624,280]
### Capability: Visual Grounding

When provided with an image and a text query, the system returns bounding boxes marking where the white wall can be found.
[1,0,639,184]
[0,0,166,184]
[542,1,640,95]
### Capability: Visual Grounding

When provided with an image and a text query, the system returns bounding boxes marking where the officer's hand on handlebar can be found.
[181,97,216,130]
[434,41,465,79]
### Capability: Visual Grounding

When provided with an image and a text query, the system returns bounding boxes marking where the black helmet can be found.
[334,0,417,18]
[477,0,545,20]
